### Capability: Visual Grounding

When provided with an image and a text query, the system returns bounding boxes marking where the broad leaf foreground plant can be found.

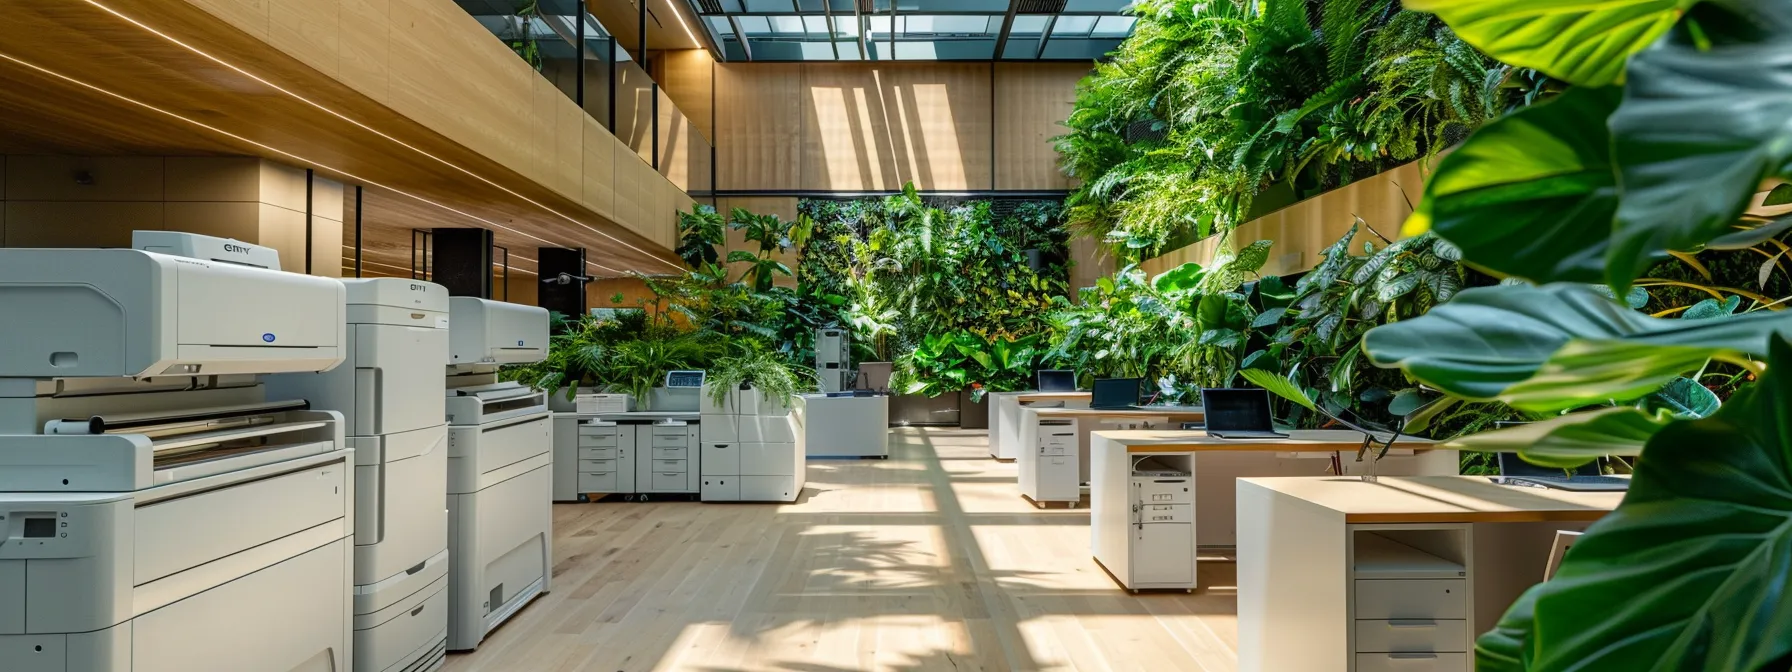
[1372,0,1792,668]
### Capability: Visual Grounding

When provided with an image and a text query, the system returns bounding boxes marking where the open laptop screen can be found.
[1036,370,1076,392]
[1498,452,1602,479]
[1091,378,1141,408]
[1200,388,1274,432]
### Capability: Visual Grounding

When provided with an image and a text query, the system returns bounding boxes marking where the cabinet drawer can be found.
[651,471,688,491]
[651,458,688,473]
[1355,580,1467,620]
[651,424,690,436]
[578,434,618,448]
[578,424,618,437]
[577,472,617,493]
[702,442,739,475]
[740,442,795,476]
[1133,477,1191,504]
[700,477,739,501]
[652,446,689,460]
[651,433,691,448]
[1354,652,1468,672]
[740,475,796,502]
[1355,620,1468,653]
[1131,522,1194,585]
[1139,503,1191,524]
[700,417,738,444]
[578,446,617,460]
[579,458,617,473]
[1039,443,1070,456]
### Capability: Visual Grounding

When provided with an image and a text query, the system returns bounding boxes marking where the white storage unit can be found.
[1091,453,1198,592]
[551,411,702,501]
[796,393,889,458]
[1346,530,1471,671]
[267,278,453,672]
[443,298,552,652]
[1019,417,1080,504]
[700,385,806,502]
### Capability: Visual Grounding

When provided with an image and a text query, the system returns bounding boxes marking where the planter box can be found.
[888,391,961,427]
[958,389,989,430]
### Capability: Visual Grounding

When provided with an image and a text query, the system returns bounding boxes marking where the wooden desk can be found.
[987,391,1091,460]
[1017,407,1207,506]
[1088,431,1452,592]
[1236,476,1621,672]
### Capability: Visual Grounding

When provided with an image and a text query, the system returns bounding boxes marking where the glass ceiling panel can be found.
[686,0,1135,61]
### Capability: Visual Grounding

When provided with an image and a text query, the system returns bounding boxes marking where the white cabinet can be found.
[636,422,699,494]
[1019,418,1080,505]
[701,384,805,502]
[1090,445,1197,592]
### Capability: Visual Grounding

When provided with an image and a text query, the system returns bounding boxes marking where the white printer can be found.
[443,297,552,651]
[268,278,453,672]
[0,233,354,672]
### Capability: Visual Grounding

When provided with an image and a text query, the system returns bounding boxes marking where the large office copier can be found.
[269,278,452,672]
[0,232,354,672]
[443,297,552,651]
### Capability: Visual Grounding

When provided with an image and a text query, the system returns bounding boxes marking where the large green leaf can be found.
[1151,262,1206,293]
[1606,9,1792,289]
[1241,368,1317,411]
[1445,406,1673,466]
[1495,336,1792,670]
[1405,87,1624,283]
[1362,283,1792,411]
[1404,0,1695,86]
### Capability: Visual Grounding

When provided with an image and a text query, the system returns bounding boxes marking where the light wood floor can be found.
[444,428,1240,672]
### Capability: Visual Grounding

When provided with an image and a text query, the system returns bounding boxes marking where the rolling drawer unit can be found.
[1347,530,1471,671]
[443,298,552,652]
[1019,418,1080,504]
[552,412,702,500]
[700,386,806,502]
[268,278,453,672]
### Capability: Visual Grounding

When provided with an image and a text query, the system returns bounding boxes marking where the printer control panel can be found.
[0,496,123,560]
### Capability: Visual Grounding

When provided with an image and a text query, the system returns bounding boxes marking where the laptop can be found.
[1036,369,1077,393]
[1492,452,1630,492]
[1199,388,1288,439]
[1090,377,1143,410]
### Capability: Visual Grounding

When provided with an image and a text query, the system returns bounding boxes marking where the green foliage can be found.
[1055,0,1520,258]
[705,347,815,407]
[893,331,1043,400]
[1366,0,1792,664]
[676,204,725,269]
[799,185,1071,387]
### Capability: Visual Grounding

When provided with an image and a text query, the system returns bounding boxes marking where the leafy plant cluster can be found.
[1331,0,1792,666]
[1055,0,1546,259]
[798,184,1074,398]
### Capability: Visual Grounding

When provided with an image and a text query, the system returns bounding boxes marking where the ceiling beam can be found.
[991,0,1019,61]
[855,0,869,60]
[1034,13,1057,60]
[728,14,754,60]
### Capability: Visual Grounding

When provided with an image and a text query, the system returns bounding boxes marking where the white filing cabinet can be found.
[555,413,702,499]
[1019,418,1080,504]
[1093,452,1198,592]
[701,385,806,502]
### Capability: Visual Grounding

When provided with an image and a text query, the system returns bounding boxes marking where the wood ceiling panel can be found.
[0,0,684,276]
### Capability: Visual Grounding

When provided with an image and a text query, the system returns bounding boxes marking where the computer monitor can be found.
[1497,452,1602,479]
[1036,369,1076,392]
[1090,377,1142,409]
[1200,388,1275,433]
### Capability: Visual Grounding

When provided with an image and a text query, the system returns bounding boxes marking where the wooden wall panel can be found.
[659,49,715,144]
[581,116,617,218]
[384,0,536,179]
[1140,161,1428,278]
[877,63,991,191]
[268,0,340,78]
[716,63,803,191]
[801,63,900,191]
[995,62,1087,190]
[589,276,657,309]
[338,0,390,101]
[658,89,712,194]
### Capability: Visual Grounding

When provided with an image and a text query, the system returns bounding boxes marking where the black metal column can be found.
[538,247,589,321]
[431,228,496,298]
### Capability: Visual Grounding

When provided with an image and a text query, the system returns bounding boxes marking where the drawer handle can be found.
[1387,620,1438,628]
[1387,653,1438,661]
[661,472,679,476]
[405,561,427,575]
[410,603,427,617]
[713,444,729,448]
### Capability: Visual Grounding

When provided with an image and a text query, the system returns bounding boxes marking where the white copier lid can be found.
[343,278,451,314]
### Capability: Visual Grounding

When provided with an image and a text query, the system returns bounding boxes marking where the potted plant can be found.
[703,349,813,417]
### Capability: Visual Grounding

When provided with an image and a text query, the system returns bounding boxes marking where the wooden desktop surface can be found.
[1094,429,1432,453]
[1015,391,1093,402]
[1031,406,1203,419]
[1241,475,1622,524]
